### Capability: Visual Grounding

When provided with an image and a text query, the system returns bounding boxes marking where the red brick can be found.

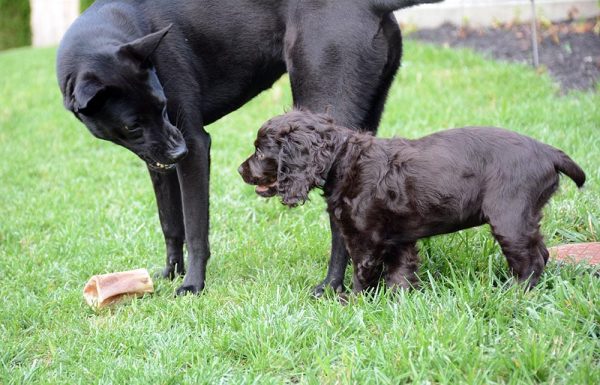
[548,242,600,265]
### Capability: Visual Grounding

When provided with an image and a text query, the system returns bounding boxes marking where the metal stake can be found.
[530,0,540,67]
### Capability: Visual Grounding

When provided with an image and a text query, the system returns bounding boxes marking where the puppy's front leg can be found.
[175,129,211,295]
[148,168,185,279]
[384,242,420,290]
[347,242,384,294]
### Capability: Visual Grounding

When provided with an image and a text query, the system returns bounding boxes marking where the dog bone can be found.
[83,268,154,308]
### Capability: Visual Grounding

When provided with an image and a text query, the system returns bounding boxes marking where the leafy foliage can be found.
[0,0,30,50]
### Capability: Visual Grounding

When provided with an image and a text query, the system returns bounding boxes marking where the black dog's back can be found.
[57,0,288,124]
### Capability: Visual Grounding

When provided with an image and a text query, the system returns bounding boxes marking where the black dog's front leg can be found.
[148,168,185,279]
[313,218,349,296]
[175,130,211,295]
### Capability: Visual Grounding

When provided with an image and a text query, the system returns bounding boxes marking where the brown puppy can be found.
[239,111,585,292]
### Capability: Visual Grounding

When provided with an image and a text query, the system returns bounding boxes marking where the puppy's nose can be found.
[168,145,188,163]
[238,165,244,176]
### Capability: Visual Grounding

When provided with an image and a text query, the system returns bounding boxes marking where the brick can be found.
[549,242,600,265]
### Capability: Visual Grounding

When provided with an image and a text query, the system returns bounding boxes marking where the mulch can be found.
[408,16,600,93]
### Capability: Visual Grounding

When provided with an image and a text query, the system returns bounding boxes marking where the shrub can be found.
[0,0,31,50]
[81,0,95,12]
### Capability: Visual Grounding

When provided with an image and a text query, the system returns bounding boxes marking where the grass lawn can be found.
[0,41,599,384]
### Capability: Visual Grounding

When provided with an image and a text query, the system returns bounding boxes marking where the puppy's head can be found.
[239,111,337,207]
[58,25,187,172]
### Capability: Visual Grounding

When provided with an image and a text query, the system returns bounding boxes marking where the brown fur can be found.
[239,110,586,292]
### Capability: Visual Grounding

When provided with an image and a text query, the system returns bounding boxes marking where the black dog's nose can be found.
[168,145,188,162]
[238,165,244,176]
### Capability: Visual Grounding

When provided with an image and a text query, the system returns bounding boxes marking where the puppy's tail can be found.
[551,148,586,188]
[370,0,443,13]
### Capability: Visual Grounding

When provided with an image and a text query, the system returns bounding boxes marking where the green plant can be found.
[81,0,95,12]
[0,0,30,50]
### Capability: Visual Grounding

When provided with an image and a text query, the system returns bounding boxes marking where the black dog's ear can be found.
[67,75,106,113]
[117,24,172,65]
[277,129,332,207]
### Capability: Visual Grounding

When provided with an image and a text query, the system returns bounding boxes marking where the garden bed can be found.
[409,16,600,92]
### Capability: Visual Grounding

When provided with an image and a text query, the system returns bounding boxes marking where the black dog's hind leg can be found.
[149,168,185,279]
[175,128,212,295]
[313,219,349,296]
[285,6,402,296]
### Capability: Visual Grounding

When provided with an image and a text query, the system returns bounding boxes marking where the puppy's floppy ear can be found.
[117,24,172,65]
[66,74,106,113]
[276,127,333,207]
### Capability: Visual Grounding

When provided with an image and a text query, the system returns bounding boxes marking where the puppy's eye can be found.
[256,149,265,160]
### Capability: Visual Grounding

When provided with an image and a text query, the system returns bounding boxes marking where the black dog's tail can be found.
[551,148,586,188]
[370,0,443,13]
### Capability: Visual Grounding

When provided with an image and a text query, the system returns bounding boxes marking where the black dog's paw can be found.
[160,266,175,280]
[158,264,186,280]
[312,280,345,298]
[156,255,185,280]
[175,284,204,296]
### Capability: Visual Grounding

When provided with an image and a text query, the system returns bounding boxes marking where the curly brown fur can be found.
[239,110,585,292]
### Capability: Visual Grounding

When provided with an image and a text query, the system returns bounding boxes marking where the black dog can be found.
[56,0,442,295]
[239,111,586,291]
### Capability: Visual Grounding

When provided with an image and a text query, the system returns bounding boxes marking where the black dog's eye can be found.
[123,123,142,135]
[256,149,265,160]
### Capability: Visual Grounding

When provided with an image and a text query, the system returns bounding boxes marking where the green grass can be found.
[0,42,599,384]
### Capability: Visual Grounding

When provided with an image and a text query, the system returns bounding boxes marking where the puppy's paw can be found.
[175,284,203,296]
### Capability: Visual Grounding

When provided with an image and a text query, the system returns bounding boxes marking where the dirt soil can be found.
[408,16,600,93]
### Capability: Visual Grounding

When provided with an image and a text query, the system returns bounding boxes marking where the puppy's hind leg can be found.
[488,204,547,289]
[384,242,420,291]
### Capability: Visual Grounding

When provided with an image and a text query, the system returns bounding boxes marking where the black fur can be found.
[57,0,442,295]
[239,110,586,291]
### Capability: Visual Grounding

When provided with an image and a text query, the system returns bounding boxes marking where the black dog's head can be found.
[57,25,187,171]
[239,111,342,207]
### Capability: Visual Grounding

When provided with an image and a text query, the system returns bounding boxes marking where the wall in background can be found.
[395,0,600,27]
[30,0,79,48]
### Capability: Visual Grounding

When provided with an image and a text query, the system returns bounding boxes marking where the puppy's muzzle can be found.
[238,161,278,198]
